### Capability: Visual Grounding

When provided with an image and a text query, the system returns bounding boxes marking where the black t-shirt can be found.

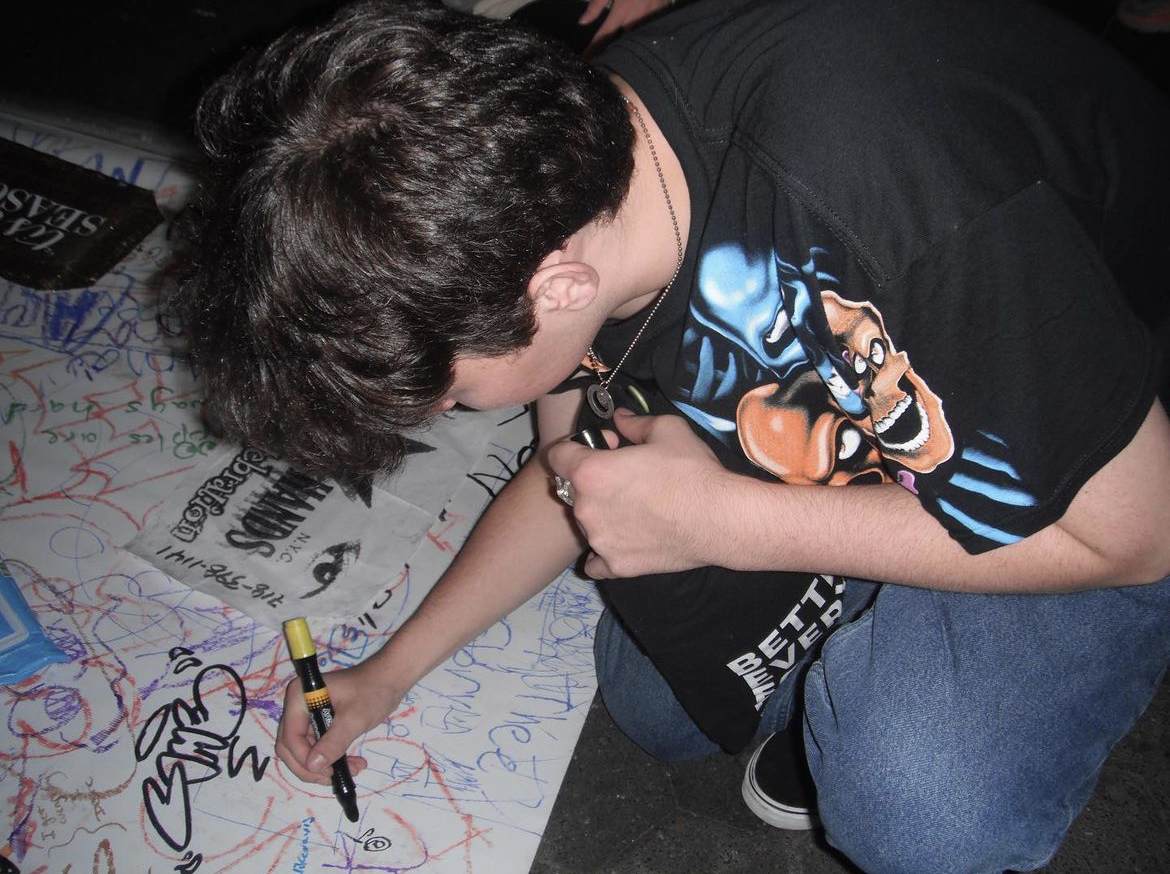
[570,376,847,752]
[583,0,1167,750]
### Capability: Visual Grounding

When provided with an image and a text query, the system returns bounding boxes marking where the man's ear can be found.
[527,250,599,314]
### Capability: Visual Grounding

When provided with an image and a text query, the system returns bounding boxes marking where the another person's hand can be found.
[579,0,673,54]
[274,659,404,786]
[547,407,730,579]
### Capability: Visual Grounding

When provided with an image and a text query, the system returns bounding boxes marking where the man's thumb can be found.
[307,735,349,773]
[613,408,653,444]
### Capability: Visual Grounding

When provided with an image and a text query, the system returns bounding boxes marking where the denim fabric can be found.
[594,575,1170,874]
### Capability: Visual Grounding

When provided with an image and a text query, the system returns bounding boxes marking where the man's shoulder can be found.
[608,0,1164,278]
[611,0,1124,118]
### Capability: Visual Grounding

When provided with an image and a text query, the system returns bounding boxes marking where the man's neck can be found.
[602,79,691,321]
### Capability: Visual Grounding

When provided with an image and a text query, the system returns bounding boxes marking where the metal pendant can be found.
[586,383,615,419]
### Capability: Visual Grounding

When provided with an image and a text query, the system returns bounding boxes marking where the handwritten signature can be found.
[134,647,271,857]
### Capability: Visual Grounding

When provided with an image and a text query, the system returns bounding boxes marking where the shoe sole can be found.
[740,741,819,831]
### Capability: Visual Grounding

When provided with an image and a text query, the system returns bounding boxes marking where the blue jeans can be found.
[594,574,1170,874]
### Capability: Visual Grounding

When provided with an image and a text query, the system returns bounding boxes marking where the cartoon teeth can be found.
[874,394,931,453]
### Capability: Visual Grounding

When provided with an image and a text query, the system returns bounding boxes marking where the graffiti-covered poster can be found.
[0,113,600,874]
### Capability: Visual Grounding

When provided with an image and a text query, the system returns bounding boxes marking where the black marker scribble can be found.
[467,441,537,498]
[338,475,375,507]
[303,541,361,599]
[345,827,393,852]
[402,437,437,456]
[168,646,202,675]
[135,654,271,853]
[175,850,203,873]
[497,403,533,426]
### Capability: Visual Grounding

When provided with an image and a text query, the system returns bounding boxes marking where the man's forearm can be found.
[718,476,1093,592]
[719,404,1170,593]
[365,456,585,689]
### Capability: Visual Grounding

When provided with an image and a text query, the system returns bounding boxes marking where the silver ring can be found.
[553,476,575,507]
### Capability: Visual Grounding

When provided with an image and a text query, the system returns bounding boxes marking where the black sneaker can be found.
[741,723,819,830]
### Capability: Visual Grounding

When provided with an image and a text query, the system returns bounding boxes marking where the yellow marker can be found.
[282,618,359,822]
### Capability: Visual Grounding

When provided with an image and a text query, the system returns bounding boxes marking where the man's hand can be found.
[547,407,728,578]
[579,0,673,55]
[274,659,404,786]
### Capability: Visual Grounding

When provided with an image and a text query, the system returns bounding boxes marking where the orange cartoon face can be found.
[737,371,888,486]
[821,291,953,473]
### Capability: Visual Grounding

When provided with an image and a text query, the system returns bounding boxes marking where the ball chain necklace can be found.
[584,96,685,420]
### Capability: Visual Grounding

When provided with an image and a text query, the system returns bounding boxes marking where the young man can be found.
[179,0,1170,870]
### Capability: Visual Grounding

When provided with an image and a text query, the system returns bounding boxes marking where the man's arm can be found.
[276,391,586,783]
[550,400,1170,594]
[578,0,672,54]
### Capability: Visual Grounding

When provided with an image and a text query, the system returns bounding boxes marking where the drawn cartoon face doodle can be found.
[821,291,954,472]
[737,370,888,485]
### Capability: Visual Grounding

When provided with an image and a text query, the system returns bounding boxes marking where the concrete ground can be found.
[5,2,1167,872]
[530,679,1170,873]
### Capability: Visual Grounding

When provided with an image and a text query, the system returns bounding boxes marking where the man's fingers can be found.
[306,748,368,778]
[583,550,614,580]
[276,739,366,786]
[275,682,322,779]
[547,438,592,479]
[303,715,364,776]
[275,735,332,786]
[612,407,657,444]
[275,677,364,785]
[347,754,368,776]
[578,0,611,24]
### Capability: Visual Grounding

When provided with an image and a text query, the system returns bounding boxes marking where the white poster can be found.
[0,112,600,874]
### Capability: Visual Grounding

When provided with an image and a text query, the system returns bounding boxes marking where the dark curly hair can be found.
[176,0,634,478]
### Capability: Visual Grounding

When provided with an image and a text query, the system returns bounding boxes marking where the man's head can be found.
[178,0,634,477]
